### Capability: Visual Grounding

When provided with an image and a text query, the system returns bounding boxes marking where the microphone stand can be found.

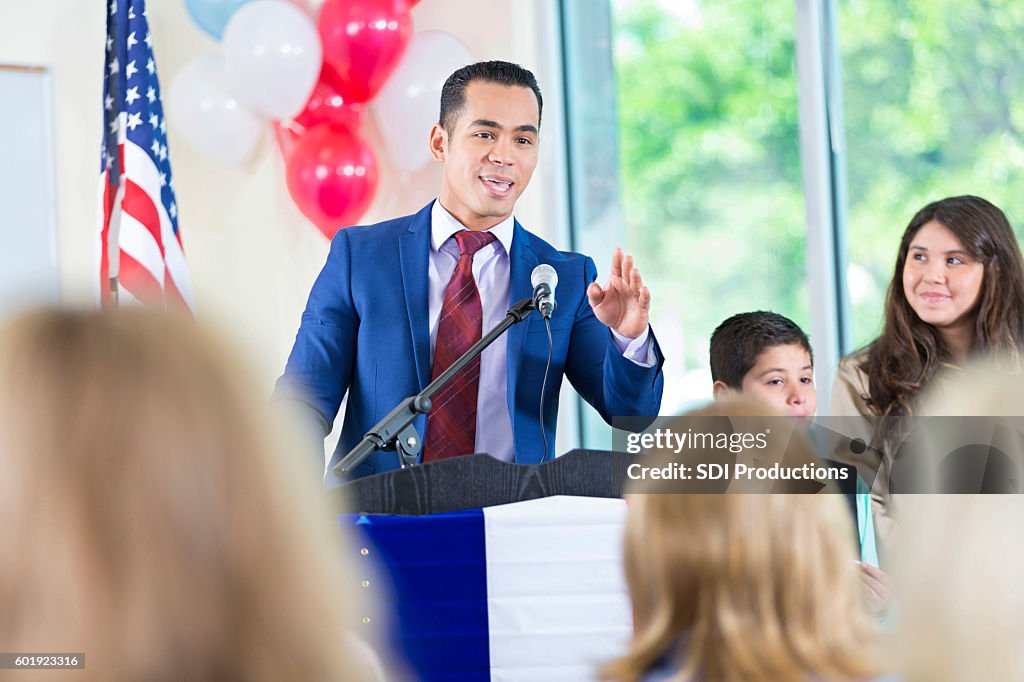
[334,296,538,476]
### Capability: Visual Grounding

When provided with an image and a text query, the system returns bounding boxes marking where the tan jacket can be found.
[829,352,898,558]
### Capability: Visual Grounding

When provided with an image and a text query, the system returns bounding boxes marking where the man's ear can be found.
[429,123,447,162]
[712,381,738,401]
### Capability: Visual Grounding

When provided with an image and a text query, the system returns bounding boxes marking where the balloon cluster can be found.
[168,0,472,239]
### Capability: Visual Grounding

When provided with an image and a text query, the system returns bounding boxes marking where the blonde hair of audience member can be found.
[888,364,1024,681]
[894,496,1024,682]
[0,309,386,681]
[603,401,887,682]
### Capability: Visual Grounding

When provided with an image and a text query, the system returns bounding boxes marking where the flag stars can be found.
[104,5,184,251]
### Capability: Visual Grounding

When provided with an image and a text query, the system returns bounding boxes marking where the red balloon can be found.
[294,67,365,132]
[285,124,379,238]
[318,0,413,103]
[273,70,364,161]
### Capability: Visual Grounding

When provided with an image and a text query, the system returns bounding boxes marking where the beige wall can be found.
[0,0,567,394]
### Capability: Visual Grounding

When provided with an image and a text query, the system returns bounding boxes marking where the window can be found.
[610,0,809,412]
[562,0,1024,445]
[839,0,1024,347]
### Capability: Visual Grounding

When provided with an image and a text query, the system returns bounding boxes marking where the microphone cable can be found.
[538,316,553,463]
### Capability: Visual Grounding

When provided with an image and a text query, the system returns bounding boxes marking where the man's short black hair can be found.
[709,311,813,388]
[439,60,543,133]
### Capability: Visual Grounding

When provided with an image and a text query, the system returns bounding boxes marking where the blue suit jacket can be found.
[276,202,665,481]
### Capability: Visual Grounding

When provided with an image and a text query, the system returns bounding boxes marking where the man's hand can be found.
[586,247,651,340]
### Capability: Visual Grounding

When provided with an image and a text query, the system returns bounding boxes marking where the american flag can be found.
[97,0,193,311]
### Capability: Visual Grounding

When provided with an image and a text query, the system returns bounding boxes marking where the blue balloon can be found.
[185,0,252,41]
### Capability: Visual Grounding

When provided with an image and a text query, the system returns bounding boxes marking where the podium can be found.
[337,450,638,682]
[335,449,640,515]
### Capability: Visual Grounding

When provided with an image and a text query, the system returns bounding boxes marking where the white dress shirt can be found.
[428,200,654,462]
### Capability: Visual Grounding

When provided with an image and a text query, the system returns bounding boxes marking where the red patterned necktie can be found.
[423,229,498,462]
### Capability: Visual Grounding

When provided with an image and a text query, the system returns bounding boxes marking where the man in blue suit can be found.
[276,61,664,482]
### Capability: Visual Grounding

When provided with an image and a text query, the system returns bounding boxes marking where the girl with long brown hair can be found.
[831,195,1024,544]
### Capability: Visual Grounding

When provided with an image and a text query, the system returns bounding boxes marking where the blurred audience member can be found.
[894,496,1024,682]
[0,309,389,681]
[605,403,894,682]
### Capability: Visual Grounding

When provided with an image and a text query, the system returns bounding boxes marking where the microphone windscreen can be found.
[531,264,558,289]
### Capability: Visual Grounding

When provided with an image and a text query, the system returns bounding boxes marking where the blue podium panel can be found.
[346,509,491,682]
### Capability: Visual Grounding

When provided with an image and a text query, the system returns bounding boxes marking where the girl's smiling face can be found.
[902,220,984,337]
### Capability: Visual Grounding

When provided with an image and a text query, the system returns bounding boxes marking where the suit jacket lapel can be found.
[507,221,539,442]
[399,202,433,388]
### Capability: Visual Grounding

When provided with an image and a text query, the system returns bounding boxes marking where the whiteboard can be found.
[0,65,60,321]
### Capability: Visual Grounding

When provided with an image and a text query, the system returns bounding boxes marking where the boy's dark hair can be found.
[439,60,543,133]
[710,311,813,388]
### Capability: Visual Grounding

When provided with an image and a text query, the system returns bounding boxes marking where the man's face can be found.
[430,81,540,230]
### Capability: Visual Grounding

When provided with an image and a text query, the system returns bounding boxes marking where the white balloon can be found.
[222,0,321,120]
[167,55,266,166]
[371,30,474,173]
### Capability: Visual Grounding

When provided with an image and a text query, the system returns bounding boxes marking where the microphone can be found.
[531,264,558,320]
[530,264,557,463]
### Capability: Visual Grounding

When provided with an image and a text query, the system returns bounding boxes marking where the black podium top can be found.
[333,449,639,516]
